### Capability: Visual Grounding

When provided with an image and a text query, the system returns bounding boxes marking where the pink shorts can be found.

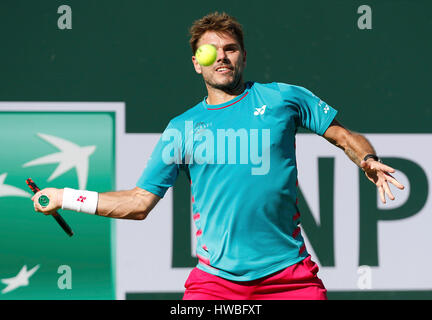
[183,255,327,300]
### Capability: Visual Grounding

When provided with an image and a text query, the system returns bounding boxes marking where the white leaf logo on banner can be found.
[0,173,32,198]
[1,265,40,294]
[23,133,96,190]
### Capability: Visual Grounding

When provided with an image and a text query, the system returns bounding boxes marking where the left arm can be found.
[323,119,405,203]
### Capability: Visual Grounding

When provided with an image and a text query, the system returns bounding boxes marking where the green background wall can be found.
[1,0,430,134]
[1,0,431,300]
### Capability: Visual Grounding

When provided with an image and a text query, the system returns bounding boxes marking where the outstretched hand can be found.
[31,188,63,215]
[360,159,405,204]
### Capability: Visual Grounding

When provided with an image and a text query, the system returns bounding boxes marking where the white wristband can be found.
[62,188,99,214]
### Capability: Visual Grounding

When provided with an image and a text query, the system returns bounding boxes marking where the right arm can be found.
[96,187,160,220]
[31,187,161,220]
[32,120,182,220]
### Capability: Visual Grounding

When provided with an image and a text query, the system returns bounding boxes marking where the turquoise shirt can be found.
[137,81,338,281]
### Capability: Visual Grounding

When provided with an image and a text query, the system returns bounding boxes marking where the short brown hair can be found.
[189,12,245,54]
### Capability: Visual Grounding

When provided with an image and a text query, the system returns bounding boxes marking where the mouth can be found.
[215,65,233,74]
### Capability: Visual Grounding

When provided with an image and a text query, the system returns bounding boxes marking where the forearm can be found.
[32,186,158,220]
[340,131,376,167]
[96,188,158,220]
[324,121,375,167]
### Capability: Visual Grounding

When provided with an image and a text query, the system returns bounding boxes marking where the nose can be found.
[216,47,228,62]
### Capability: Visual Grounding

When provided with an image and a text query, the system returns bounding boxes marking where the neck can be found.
[205,80,246,105]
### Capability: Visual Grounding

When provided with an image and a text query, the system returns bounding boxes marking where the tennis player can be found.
[32,12,405,300]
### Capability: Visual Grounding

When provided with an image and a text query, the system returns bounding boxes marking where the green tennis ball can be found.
[195,44,217,66]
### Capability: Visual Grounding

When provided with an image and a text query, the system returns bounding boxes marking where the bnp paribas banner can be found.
[1,103,431,299]
[0,103,117,299]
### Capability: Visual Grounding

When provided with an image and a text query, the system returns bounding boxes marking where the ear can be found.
[242,49,247,68]
[192,55,202,74]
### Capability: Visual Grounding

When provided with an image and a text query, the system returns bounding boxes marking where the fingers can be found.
[366,170,399,204]
[377,162,396,174]
[31,191,41,202]
[382,181,395,202]
[32,191,41,211]
[377,171,406,203]
[362,159,396,174]
[378,181,395,204]
[31,189,55,214]
[384,172,405,190]
[362,159,405,204]
[378,185,386,204]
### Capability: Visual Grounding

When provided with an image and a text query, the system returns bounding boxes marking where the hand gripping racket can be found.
[26,178,74,237]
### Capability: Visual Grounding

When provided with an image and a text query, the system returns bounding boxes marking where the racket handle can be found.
[53,212,74,237]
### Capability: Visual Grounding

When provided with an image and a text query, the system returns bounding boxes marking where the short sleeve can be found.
[277,83,338,136]
[136,121,183,198]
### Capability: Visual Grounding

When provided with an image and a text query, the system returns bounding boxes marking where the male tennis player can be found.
[32,12,404,300]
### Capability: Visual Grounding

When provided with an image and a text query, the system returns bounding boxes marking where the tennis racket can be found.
[26,178,74,237]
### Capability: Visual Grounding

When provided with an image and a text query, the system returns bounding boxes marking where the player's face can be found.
[192,31,246,92]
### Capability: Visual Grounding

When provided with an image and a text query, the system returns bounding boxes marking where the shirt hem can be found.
[196,252,309,282]
[135,183,166,198]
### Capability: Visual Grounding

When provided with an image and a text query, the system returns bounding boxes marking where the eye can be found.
[224,45,238,52]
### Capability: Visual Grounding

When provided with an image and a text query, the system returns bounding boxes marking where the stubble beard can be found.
[204,67,245,95]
